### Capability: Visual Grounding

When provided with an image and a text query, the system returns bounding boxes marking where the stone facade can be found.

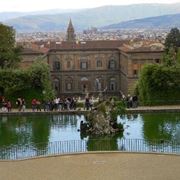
[20,48,45,69]
[120,48,163,95]
[48,49,121,96]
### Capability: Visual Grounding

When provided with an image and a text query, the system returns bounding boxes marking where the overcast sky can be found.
[0,0,180,12]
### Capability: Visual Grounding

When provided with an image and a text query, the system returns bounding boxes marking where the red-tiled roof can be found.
[34,40,127,50]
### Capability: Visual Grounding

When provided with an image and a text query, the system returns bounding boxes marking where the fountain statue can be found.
[81,98,125,136]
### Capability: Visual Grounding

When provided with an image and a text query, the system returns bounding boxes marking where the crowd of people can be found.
[122,94,138,108]
[31,97,78,112]
[0,94,138,112]
[0,96,95,112]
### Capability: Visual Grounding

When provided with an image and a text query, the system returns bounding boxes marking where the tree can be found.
[28,58,55,101]
[0,23,21,68]
[164,28,180,53]
[138,64,180,105]
[177,48,180,66]
[163,46,176,67]
[163,28,180,66]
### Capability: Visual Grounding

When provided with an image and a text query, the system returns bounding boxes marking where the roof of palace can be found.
[21,40,164,55]
[44,40,127,51]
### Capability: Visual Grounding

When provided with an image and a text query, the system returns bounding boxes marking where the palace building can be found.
[21,20,164,96]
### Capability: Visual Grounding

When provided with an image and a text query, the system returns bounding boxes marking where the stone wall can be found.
[20,53,47,69]
[120,51,163,95]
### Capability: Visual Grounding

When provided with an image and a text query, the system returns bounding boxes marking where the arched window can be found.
[109,59,116,69]
[65,77,73,91]
[66,83,72,90]
[81,77,89,92]
[109,78,116,91]
[81,77,88,81]
[53,79,60,92]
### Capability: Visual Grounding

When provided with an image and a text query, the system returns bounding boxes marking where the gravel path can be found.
[0,153,180,180]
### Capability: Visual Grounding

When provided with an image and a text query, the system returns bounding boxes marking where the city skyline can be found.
[0,0,180,12]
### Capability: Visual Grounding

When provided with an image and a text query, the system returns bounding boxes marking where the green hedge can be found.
[138,64,180,105]
[7,89,43,108]
[0,60,54,107]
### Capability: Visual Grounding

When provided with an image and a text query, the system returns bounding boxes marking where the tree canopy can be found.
[0,23,21,68]
[163,28,180,66]
[164,28,180,53]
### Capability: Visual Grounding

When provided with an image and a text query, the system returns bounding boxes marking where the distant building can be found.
[20,20,164,96]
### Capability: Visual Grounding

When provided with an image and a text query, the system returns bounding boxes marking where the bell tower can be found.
[66,19,76,42]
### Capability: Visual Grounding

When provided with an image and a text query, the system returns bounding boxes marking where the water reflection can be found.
[86,133,123,151]
[118,113,180,144]
[142,113,180,143]
[31,116,50,155]
[0,113,180,159]
[0,116,32,147]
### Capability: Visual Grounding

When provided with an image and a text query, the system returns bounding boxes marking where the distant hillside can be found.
[0,9,80,22]
[103,14,180,30]
[3,3,180,32]
[0,12,26,21]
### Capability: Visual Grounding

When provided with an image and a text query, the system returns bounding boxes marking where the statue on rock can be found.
[81,98,125,136]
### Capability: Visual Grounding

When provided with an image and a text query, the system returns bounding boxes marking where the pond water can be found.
[0,113,180,159]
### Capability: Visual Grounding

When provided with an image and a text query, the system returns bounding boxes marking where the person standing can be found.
[7,100,12,112]
[31,98,36,112]
[36,100,41,111]
[22,98,26,112]
[16,98,22,111]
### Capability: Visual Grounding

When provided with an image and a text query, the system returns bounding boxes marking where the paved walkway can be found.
[0,152,180,180]
[0,108,87,115]
[1,105,180,115]
[127,105,180,113]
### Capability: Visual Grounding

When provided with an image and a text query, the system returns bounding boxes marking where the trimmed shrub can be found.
[138,64,180,105]
[0,60,54,106]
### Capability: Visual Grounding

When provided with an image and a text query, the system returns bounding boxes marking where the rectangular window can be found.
[81,62,88,69]
[155,59,160,63]
[110,82,115,91]
[109,60,116,69]
[133,63,138,76]
[53,61,60,71]
[66,83,72,90]
[67,61,71,69]
[133,69,138,76]
[97,60,102,68]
